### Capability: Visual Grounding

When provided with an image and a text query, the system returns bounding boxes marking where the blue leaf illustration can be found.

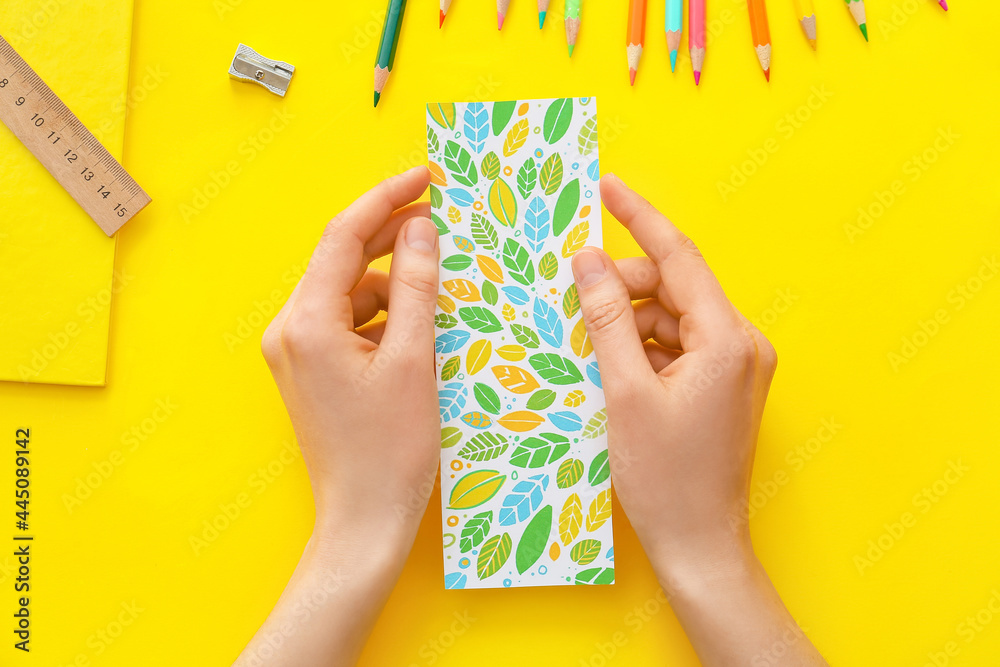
[446,188,475,207]
[498,474,549,525]
[606,547,615,562]
[524,196,551,253]
[439,382,469,422]
[532,298,564,347]
[463,102,489,154]
[586,361,602,388]
[436,330,471,354]
[548,411,583,432]
[502,286,530,306]
[587,159,600,181]
[444,572,467,589]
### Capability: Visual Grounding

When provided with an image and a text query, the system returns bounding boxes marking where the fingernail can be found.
[573,249,606,288]
[405,217,437,252]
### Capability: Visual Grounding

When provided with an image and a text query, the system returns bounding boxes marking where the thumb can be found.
[381,217,440,365]
[572,248,653,397]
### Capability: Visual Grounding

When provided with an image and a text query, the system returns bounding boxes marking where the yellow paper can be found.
[0,0,134,386]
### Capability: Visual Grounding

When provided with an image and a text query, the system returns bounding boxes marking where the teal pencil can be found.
[665,0,682,72]
[374,0,407,107]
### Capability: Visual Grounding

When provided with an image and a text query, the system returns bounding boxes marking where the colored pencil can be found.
[374,0,407,107]
[565,0,581,56]
[626,0,647,86]
[440,0,451,27]
[793,0,817,49]
[690,0,706,84]
[844,0,867,41]
[539,0,551,27]
[498,0,511,29]
[666,0,682,72]
[747,0,771,81]
[937,0,948,10]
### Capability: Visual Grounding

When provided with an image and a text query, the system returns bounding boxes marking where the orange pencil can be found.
[747,0,771,81]
[626,0,647,85]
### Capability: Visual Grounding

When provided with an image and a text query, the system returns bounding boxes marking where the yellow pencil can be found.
[793,0,816,50]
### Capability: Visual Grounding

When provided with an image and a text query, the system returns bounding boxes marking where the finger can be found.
[297,166,431,329]
[643,341,682,373]
[571,247,656,399]
[617,257,661,301]
[350,270,390,328]
[380,217,440,367]
[633,299,681,349]
[356,320,386,345]
[367,201,431,260]
[601,174,741,348]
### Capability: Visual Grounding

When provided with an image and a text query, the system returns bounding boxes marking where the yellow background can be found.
[2,0,999,665]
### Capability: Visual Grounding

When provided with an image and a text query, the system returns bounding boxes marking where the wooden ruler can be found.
[0,35,150,236]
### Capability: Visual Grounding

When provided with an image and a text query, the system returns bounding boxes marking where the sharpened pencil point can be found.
[693,70,701,85]
[808,38,817,50]
[938,0,948,9]
[764,68,770,82]
[374,91,381,107]
[440,9,446,27]
[568,43,575,57]
[860,23,868,40]
[669,50,678,72]
[629,68,636,86]
[539,11,546,28]
[498,11,505,29]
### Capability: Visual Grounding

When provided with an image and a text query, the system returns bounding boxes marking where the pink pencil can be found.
[498,0,511,28]
[937,0,948,9]
[690,0,706,84]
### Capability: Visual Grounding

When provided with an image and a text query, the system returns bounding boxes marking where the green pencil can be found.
[374,0,407,107]
[565,0,581,56]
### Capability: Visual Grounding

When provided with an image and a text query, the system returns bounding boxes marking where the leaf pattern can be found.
[463,102,490,154]
[477,532,512,579]
[543,98,573,143]
[466,339,492,375]
[559,493,583,545]
[563,284,580,318]
[562,221,589,258]
[502,239,535,285]
[458,433,509,461]
[429,161,447,186]
[441,426,463,448]
[460,511,492,552]
[538,252,559,280]
[477,255,504,283]
[492,100,516,136]
[575,567,615,585]
[499,474,549,525]
[496,344,525,361]
[471,213,499,251]
[539,153,564,195]
[428,102,457,129]
[570,539,601,565]
[462,412,493,428]
[442,254,473,271]
[503,118,530,157]
[480,151,501,180]
[556,458,584,488]
[548,411,583,432]
[529,353,584,384]
[502,286,530,306]
[430,184,443,208]
[527,389,557,410]
[488,178,518,228]
[564,390,586,407]
[443,279,481,302]
[553,178,580,235]
[524,197,551,253]
[492,365,540,394]
[510,433,570,468]
[516,505,552,573]
[578,115,599,155]
[449,470,506,509]
[441,356,461,380]
[439,382,468,421]
[582,408,608,440]
[570,317,593,357]
[436,330,471,353]
[585,489,613,531]
[482,280,499,306]
[444,141,478,187]
[474,382,502,414]
[497,411,545,432]
[427,125,440,153]
[435,313,458,329]
[532,298,564,347]
[511,323,541,348]
[517,158,537,199]
[459,306,503,333]
[588,450,610,485]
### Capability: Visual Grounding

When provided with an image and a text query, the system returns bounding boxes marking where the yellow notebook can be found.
[0,0,134,386]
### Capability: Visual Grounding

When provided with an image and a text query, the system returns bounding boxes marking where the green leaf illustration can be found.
[471,213,499,250]
[588,450,610,485]
[443,140,478,187]
[552,178,580,236]
[542,98,573,144]
[473,382,502,415]
[481,151,501,180]
[492,100,516,136]
[577,115,598,155]
[502,238,535,286]
[528,353,584,385]
[526,389,557,411]
[539,153,563,196]
[538,252,558,280]
[477,532,512,579]
[442,254,473,271]
[427,125,440,154]
[459,306,503,333]
[562,284,580,318]
[460,511,493,552]
[441,426,463,449]
[516,505,553,574]
[458,432,509,461]
[582,408,608,440]
[441,356,461,380]
[510,324,541,349]
[435,313,458,329]
[430,184,443,208]
[517,158,537,199]
[570,539,602,565]
[510,433,571,468]
[574,567,615,585]
[556,458,584,488]
[482,280,499,306]
[432,213,449,235]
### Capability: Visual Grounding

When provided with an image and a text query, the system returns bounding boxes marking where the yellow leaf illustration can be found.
[559,493,583,546]
[476,255,504,283]
[492,366,540,394]
[549,542,560,560]
[454,236,475,253]
[497,411,545,432]
[437,294,456,314]
[570,317,593,357]
[428,102,457,130]
[564,390,586,407]
[502,303,516,322]
[429,161,448,186]
[496,345,526,362]
[448,470,506,509]
[586,489,613,531]
[488,178,517,228]
[580,205,591,218]
[562,221,590,258]
[443,279,481,302]
[467,340,493,375]
[448,206,462,225]
[502,118,529,157]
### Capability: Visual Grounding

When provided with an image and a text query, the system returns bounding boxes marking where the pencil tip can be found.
[939,0,948,9]
[539,11,546,28]
[693,70,701,85]
[568,44,575,57]
[439,10,445,27]
[374,91,381,107]
[860,23,868,40]
[629,68,636,86]
[809,38,817,50]
[498,12,505,29]
[764,68,770,82]
[669,49,678,72]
